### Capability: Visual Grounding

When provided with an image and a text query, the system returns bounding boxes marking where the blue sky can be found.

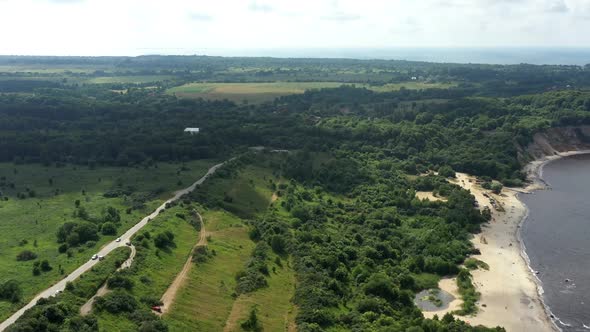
[0,0,589,55]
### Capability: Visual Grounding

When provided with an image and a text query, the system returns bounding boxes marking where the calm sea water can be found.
[521,154,590,331]
[185,47,590,65]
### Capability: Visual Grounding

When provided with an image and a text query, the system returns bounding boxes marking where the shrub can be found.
[101,222,117,235]
[107,275,134,290]
[16,250,37,261]
[40,260,52,271]
[0,279,22,303]
[94,291,138,313]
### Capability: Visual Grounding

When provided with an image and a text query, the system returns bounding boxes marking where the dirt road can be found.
[0,161,226,332]
[158,210,207,315]
[79,244,137,316]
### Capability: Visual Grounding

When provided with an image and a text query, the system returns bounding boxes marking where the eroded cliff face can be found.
[518,126,590,163]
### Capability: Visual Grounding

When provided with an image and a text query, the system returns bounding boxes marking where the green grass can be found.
[464,258,490,271]
[164,210,255,332]
[225,255,297,332]
[95,205,200,331]
[0,160,215,320]
[167,81,456,103]
[83,75,174,84]
[193,165,275,218]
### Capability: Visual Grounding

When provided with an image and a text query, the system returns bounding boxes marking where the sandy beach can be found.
[422,172,555,331]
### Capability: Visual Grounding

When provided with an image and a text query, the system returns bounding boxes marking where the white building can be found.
[184,128,200,134]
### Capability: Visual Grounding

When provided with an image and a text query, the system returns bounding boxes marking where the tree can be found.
[40,260,52,272]
[270,235,287,254]
[0,279,22,303]
[153,231,174,249]
[438,165,456,178]
[240,307,263,332]
[101,222,117,236]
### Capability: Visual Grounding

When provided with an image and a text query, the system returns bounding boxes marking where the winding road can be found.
[79,244,137,316]
[0,161,226,332]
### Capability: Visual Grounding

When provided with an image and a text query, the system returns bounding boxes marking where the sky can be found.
[0,0,589,56]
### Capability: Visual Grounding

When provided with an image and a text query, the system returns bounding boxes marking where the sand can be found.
[415,191,447,202]
[423,173,555,331]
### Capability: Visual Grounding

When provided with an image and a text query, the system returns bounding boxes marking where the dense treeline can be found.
[190,153,499,331]
[2,85,590,186]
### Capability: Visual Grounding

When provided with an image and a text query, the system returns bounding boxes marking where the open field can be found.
[0,160,215,320]
[164,210,255,331]
[167,81,456,103]
[83,75,174,84]
[95,205,200,331]
[223,255,297,332]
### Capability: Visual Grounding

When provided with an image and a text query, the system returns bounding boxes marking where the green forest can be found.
[1,55,589,332]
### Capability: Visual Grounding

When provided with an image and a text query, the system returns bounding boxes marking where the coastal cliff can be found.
[519,126,590,162]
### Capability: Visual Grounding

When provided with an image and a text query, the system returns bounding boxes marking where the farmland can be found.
[166,81,456,103]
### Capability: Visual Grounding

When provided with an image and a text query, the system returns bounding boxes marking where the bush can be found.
[107,275,134,290]
[40,259,52,271]
[438,165,456,178]
[56,221,99,247]
[0,279,22,303]
[94,291,137,313]
[101,222,117,235]
[153,231,175,249]
[16,250,37,261]
[240,307,263,332]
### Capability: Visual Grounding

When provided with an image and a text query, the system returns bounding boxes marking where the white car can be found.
[116,238,121,242]
[54,290,62,295]
[91,254,98,260]
[98,255,105,261]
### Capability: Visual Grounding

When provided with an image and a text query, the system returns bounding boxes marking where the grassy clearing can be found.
[0,160,215,320]
[83,75,174,84]
[224,255,297,332]
[164,210,254,331]
[192,165,276,218]
[167,81,456,103]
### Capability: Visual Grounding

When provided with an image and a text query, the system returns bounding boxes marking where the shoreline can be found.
[517,149,590,332]
[421,151,590,331]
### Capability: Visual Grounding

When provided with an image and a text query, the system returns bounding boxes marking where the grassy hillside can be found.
[0,160,215,320]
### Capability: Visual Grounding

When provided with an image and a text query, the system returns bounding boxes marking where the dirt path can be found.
[158,210,207,315]
[0,161,226,332]
[80,244,137,316]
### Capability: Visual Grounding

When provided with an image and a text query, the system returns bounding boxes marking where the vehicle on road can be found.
[54,290,62,295]
[98,255,104,261]
[116,237,121,242]
[91,254,98,260]
[151,306,162,313]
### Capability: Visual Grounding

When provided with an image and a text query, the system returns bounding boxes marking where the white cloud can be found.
[0,0,589,55]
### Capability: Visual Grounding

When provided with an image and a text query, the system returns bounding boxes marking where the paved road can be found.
[0,162,226,332]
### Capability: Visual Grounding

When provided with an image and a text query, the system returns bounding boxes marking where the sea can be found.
[520,154,590,331]
[145,47,590,66]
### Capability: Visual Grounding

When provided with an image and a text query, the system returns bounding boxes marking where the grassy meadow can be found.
[167,81,456,103]
[0,160,215,320]
[95,205,201,331]
[164,161,297,331]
